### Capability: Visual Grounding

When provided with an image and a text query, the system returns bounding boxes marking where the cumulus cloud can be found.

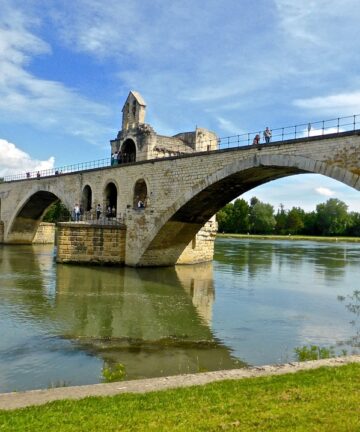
[0,138,54,177]
[315,187,335,197]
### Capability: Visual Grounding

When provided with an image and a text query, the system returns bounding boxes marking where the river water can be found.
[0,238,359,392]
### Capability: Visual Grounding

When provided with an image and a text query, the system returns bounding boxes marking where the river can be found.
[0,238,359,392]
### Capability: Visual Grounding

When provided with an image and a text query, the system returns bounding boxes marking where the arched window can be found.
[133,179,148,209]
[104,182,118,217]
[81,185,92,212]
[121,139,136,163]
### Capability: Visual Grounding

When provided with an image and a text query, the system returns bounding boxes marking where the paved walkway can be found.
[0,355,359,410]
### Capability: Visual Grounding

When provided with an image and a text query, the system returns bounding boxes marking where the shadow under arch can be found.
[7,190,67,244]
[137,154,360,266]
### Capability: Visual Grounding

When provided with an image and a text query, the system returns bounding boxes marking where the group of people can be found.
[252,127,272,145]
[72,203,116,221]
[111,151,133,166]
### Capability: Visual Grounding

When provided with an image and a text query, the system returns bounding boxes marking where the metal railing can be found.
[2,114,359,183]
[67,213,124,225]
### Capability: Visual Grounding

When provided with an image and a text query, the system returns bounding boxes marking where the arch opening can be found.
[81,185,92,212]
[121,139,136,163]
[133,179,148,209]
[104,182,117,218]
[7,191,68,244]
[138,164,308,266]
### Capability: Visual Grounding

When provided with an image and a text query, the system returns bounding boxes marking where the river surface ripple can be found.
[0,238,359,392]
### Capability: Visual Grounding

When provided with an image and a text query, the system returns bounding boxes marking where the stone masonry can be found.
[56,222,126,265]
[1,91,360,266]
[32,222,55,244]
[1,131,360,266]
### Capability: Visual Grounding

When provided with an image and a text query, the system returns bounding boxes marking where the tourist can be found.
[74,204,80,222]
[252,134,260,145]
[96,204,102,220]
[263,127,272,144]
[36,171,41,179]
[137,199,145,209]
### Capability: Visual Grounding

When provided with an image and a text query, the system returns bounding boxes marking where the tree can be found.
[232,199,250,233]
[315,198,350,235]
[302,211,318,235]
[275,204,287,235]
[216,199,250,233]
[286,207,305,234]
[346,212,360,236]
[249,201,276,234]
[43,202,71,223]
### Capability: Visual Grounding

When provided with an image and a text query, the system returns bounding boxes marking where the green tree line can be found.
[216,197,360,236]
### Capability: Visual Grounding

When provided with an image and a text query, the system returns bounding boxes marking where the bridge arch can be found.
[6,188,72,244]
[136,154,360,266]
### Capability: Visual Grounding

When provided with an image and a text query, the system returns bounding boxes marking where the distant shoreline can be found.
[216,233,360,243]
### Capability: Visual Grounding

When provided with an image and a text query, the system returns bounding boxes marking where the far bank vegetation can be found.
[217,197,360,237]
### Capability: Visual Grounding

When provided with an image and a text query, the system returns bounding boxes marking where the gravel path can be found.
[0,355,359,411]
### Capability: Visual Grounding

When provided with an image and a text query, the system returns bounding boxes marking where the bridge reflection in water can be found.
[55,261,244,379]
[0,245,243,389]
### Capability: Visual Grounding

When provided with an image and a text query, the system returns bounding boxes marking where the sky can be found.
[1,0,360,211]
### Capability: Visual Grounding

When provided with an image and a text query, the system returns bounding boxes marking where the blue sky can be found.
[1,0,360,211]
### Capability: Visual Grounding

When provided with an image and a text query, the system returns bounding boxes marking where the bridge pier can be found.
[56,222,127,266]
[55,219,216,267]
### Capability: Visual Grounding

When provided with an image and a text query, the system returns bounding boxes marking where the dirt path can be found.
[0,355,359,411]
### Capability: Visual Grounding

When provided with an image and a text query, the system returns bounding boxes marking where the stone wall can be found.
[56,222,126,265]
[33,222,55,244]
[2,131,360,265]
[176,218,217,265]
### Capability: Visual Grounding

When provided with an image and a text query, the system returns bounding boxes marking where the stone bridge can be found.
[1,130,360,266]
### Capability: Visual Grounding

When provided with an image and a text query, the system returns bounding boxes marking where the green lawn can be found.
[1,364,359,431]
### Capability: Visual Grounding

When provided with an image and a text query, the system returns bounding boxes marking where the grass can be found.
[0,363,359,431]
[217,233,360,242]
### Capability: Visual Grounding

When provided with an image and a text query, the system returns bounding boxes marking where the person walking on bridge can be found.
[263,127,272,144]
[74,204,80,222]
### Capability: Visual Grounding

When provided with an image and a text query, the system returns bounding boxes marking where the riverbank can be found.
[0,356,359,431]
[217,233,360,242]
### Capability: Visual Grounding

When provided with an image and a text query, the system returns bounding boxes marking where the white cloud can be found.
[0,2,112,144]
[0,138,54,177]
[294,92,360,117]
[315,187,335,197]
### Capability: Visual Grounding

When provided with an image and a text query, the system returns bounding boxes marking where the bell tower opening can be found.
[121,139,136,163]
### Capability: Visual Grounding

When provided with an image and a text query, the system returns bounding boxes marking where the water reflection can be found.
[0,245,241,391]
[54,263,241,379]
[215,238,350,283]
[337,290,360,349]
[1,238,360,392]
